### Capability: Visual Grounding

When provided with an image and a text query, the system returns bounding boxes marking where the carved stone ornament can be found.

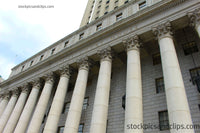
[123,35,141,51]
[44,72,55,83]
[77,57,91,71]
[11,88,20,97]
[97,47,112,62]
[188,8,200,27]
[59,65,71,77]
[152,21,173,39]
[32,78,42,89]
[21,83,30,93]
[2,93,10,100]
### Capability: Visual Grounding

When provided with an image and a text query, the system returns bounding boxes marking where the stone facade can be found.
[0,0,200,133]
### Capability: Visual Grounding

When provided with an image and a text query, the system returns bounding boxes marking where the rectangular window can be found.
[83,97,89,110]
[57,126,64,133]
[156,77,165,93]
[183,41,198,55]
[139,1,146,9]
[124,0,128,4]
[105,5,109,10]
[63,102,70,113]
[64,41,69,48]
[115,0,119,3]
[106,0,110,4]
[152,53,161,65]
[159,110,169,131]
[21,65,25,71]
[78,124,84,133]
[40,55,44,61]
[116,13,122,21]
[96,23,102,31]
[30,60,34,66]
[190,67,200,84]
[51,48,55,55]
[79,33,84,40]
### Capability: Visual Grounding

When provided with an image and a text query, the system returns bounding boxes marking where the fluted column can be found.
[27,73,54,133]
[0,90,19,132]
[64,57,90,133]
[123,36,143,133]
[152,22,194,133]
[3,85,29,133]
[43,66,70,133]
[89,47,112,133]
[14,79,41,133]
[0,94,10,117]
[188,8,200,37]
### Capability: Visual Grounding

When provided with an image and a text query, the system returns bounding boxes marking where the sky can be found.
[0,0,88,80]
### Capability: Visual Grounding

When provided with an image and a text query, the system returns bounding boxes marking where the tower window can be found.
[40,55,44,61]
[156,77,165,93]
[96,23,102,31]
[115,0,119,3]
[104,11,108,15]
[158,110,169,131]
[21,65,25,71]
[98,5,101,9]
[99,0,102,3]
[57,126,64,133]
[114,6,118,9]
[78,124,84,133]
[105,5,109,10]
[190,67,200,89]
[152,53,161,65]
[51,48,55,55]
[79,33,84,40]
[183,41,198,55]
[116,13,122,21]
[106,0,110,4]
[139,1,146,9]
[124,0,129,4]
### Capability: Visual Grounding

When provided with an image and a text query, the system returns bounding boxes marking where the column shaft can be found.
[159,35,194,133]
[90,48,112,133]
[3,89,29,133]
[43,67,70,133]
[124,36,143,133]
[27,75,54,133]
[64,59,89,133]
[14,83,41,133]
[0,96,9,117]
[0,92,18,132]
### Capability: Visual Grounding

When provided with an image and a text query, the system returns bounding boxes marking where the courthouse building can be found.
[0,0,200,133]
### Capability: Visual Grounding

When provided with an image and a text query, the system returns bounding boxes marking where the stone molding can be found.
[152,21,173,40]
[98,47,112,62]
[123,35,141,52]
[188,8,200,27]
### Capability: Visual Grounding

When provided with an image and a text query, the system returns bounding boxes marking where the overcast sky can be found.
[0,0,88,80]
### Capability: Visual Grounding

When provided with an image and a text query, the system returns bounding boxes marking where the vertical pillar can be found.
[64,57,90,133]
[188,8,200,37]
[14,79,41,133]
[152,21,194,133]
[43,66,70,133]
[0,89,19,132]
[27,73,54,133]
[89,47,112,133]
[123,36,143,133]
[0,94,10,117]
[3,85,29,133]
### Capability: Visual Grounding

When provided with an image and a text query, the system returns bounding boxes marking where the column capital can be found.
[59,65,71,78]
[152,21,173,40]
[98,47,112,62]
[188,8,200,28]
[32,78,42,89]
[123,35,141,52]
[11,89,20,97]
[77,57,91,71]
[2,93,11,100]
[21,84,30,94]
[44,72,55,84]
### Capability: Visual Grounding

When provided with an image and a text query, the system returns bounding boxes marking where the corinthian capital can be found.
[152,21,173,39]
[123,35,141,51]
[188,8,200,27]
[32,78,42,89]
[44,72,55,84]
[98,47,112,62]
[59,65,71,78]
[77,57,91,71]
[11,88,20,97]
[21,83,30,94]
